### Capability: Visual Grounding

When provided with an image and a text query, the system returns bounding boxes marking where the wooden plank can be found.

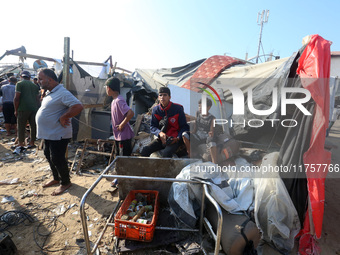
[75,149,112,156]
[133,114,144,136]
[74,139,116,174]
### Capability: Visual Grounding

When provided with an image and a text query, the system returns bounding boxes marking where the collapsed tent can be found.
[67,62,157,140]
[134,34,332,254]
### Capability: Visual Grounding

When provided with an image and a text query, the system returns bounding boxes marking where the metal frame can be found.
[71,138,115,174]
[80,157,223,255]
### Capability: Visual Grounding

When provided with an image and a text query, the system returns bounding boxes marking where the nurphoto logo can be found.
[198,83,312,128]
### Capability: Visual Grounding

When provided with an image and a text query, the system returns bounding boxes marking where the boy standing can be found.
[105,77,134,156]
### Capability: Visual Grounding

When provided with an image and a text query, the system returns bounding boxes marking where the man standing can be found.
[105,77,134,156]
[0,72,14,87]
[13,71,40,153]
[141,87,189,157]
[0,76,17,136]
[36,68,83,196]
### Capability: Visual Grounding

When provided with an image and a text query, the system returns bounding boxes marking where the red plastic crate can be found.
[114,190,159,242]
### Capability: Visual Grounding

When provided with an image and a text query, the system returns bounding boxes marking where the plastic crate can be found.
[114,190,159,242]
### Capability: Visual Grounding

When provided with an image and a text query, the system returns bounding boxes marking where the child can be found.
[182,98,217,163]
[105,77,134,187]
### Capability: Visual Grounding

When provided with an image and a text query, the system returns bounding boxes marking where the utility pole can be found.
[256,10,269,64]
[63,37,70,90]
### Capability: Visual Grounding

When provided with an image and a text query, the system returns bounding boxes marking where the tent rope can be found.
[72,117,135,133]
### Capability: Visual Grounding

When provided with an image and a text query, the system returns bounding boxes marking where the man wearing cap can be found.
[141,87,189,157]
[36,68,83,196]
[0,76,17,136]
[13,70,40,153]
[105,77,134,156]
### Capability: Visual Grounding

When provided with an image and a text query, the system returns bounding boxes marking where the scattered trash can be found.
[68,203,77,209]
[1,156,15,161]
[36,166,50,172]
[1,196,15,203]
[12,146,26,155]
[0,178,19,185]
[20,189,39,199]
[31,158,45,164]
[53,204,67,215]
[76,238,85,243]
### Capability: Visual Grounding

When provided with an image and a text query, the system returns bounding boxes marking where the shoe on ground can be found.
[13,146,26,154]
[111,179,118,188]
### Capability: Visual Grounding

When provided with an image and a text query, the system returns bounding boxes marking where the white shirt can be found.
[36,84,81,140]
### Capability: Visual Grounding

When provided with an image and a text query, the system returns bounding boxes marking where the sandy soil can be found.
[0,120,339,255]
[0,134,118,255]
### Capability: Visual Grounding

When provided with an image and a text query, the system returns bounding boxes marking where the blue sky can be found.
[0,0,338,73]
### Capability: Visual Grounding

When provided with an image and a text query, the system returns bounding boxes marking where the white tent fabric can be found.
[135,58,205,93]
[212,57,289,102]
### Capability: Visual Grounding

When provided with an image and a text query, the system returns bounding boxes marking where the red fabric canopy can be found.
[296,34,332,254]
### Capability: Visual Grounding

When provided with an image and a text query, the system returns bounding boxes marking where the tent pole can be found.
[63,37,70,90]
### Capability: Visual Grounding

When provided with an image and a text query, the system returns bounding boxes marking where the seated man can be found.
[182,98,218,163]
[141,87,189,158]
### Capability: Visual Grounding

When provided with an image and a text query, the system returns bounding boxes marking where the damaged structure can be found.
[1,34,337,255]
[132,34,333,254]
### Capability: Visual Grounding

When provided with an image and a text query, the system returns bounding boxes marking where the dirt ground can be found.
[319,119,340,255]
[0,120,339,255]
[0,133,118,254]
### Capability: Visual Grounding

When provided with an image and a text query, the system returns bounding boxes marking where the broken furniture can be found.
[80,156,223,255]
[71,138,115,174]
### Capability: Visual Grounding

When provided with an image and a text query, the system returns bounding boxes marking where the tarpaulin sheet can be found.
[181,55,244,91]
[211,56,296,136]
[68,62,107,105]
[135,58,205,93]
[214,57,289,101]
[296,34,332,251]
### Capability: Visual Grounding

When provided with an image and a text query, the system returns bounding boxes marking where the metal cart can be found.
[80,156,223,255]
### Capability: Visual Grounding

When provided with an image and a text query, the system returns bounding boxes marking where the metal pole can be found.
[80,158,116,254]
[256,20,264,64]
[256,10,269,64]
[204,184,223,255]
[63,37,70,90]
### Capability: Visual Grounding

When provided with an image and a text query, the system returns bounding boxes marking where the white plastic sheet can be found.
[168,160,255,228]
[254,152,301,253]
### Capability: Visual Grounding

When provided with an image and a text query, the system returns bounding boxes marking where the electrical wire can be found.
[73,116,137,133]
[0,210,34,233]
[0,201,80,254]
